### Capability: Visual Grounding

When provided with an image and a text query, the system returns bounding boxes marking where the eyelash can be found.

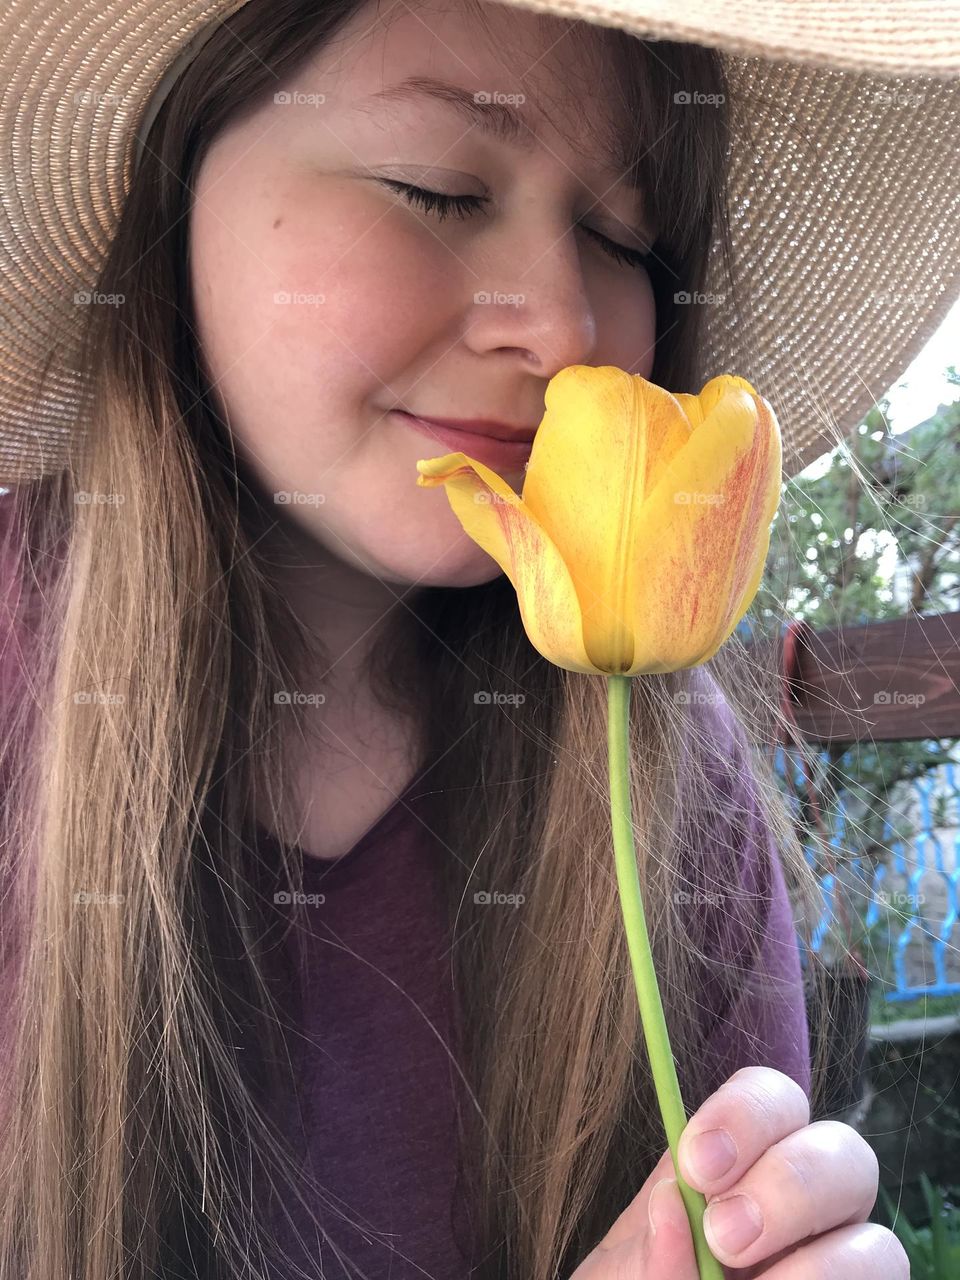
[379,179,653,272]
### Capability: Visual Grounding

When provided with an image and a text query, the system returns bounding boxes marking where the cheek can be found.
[593,270,657,377]
[195,183,455,414]
[266,180,456,391]
[191,180,498,585]
[191,176,455,460]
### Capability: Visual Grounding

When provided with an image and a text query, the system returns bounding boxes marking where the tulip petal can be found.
[521,366,694,673]
[416,451,599,674]
[673,374,759,430]
[624,388,782,674]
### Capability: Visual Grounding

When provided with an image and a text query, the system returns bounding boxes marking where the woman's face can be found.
[189,0,656,589]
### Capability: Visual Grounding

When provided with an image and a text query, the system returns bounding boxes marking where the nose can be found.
[463,223,598,377]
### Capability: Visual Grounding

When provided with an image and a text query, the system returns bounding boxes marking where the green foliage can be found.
[757,381,960,634]
[869,989,960,1026]
[880,1177,960,1279]
[750,387,960,982]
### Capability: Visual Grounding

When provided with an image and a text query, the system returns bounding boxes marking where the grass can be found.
[879,1176,960,1279]
[870,989,960,1027]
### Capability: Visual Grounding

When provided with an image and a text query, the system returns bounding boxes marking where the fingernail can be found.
[704,1193,763,1256]
[647,1178,678,1237]
[686,1128,738,1183]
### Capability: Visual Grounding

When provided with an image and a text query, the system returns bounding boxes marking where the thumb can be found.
[643,1176,702,1280]
[569,1151,701,1280]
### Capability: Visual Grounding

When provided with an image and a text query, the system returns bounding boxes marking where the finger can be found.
[700,1120,879,1270]
[677,1066,810,1197]
[731,1222,909,1280]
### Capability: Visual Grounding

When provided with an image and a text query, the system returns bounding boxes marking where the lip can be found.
[402,412,538,443]
[392,410,534,471]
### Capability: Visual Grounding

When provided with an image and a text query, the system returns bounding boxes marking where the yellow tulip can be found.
[415,366,782,676]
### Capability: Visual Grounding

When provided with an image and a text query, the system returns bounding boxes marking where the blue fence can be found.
[774,744,960,1002]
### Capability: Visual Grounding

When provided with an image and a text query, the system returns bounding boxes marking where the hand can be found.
[569,1065,908,1279]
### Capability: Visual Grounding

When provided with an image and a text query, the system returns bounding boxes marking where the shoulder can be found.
[678,665,811,1096]
[676,667,776,960]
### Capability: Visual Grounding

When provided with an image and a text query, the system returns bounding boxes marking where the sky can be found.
[883,295,960,432]
[799,295,960,482]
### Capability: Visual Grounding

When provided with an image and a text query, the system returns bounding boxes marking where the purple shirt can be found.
[251,682,810,1279]
[0,492,809,1278]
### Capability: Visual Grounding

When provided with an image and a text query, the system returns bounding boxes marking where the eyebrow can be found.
[360,75,641,190]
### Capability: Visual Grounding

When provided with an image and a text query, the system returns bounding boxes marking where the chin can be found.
[363,536,506,590]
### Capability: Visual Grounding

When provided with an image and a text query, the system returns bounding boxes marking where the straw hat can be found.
[1,0,959,484]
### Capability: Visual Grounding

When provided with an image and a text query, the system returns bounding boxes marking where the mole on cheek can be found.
[273,216,283,230]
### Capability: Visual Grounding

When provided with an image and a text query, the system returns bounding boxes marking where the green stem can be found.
[607,674,723,1280]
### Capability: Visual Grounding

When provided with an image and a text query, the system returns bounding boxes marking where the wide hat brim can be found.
[1,0,959,483]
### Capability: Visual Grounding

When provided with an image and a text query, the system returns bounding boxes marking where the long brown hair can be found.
[0,2,825,1277]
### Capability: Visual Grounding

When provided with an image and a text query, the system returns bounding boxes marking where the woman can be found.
[2,0,951,1275]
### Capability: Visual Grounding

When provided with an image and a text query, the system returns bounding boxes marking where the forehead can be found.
[304,0,636,179]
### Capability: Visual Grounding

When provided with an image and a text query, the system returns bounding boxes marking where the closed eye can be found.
[378,179,653,272]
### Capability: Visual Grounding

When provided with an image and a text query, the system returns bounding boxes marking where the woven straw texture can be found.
[1,0,959,482]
